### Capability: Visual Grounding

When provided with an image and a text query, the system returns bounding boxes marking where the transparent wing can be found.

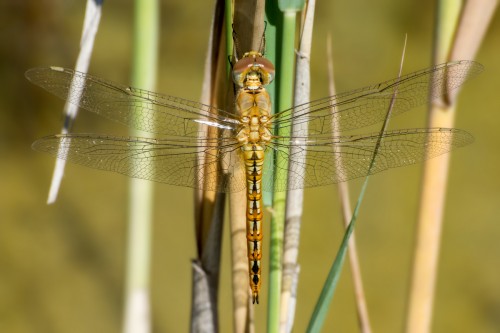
[29,64,478,193]
[264,128,474,192]
[33,129,473,193]
[271,61,483,135]
[25,67,240,137]
[32,134,247,193]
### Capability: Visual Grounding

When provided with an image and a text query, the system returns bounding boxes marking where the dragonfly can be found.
[26,55,482,304]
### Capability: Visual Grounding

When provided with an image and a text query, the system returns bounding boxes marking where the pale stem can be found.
[47,0,102,204]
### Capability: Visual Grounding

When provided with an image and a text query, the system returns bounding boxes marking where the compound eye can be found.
[241,116,250,123]
[232,57,254,87]
[254,57,275,84]
[260,116,269,123]
[255,57,274,85]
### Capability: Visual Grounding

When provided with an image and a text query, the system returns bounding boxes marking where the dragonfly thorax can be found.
[235,84,272,146]
[236,114,272,145]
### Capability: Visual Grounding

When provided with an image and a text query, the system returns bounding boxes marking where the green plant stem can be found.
[267,9,296,333]
[124,0,158,332]
[263,2,279,208]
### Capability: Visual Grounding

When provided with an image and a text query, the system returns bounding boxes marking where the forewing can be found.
[25,67,240,137]
[271,61,483,136]
[32,134,246,193]
[264,128,473,192]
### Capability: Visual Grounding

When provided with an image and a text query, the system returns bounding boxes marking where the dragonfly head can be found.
[233,51,275,90]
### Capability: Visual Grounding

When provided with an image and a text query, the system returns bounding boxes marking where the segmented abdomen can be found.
[243,143,265,304]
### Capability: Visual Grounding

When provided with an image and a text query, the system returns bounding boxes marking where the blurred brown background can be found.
[1,1,499,332]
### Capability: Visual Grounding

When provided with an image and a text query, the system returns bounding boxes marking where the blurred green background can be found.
[1,1,499,332]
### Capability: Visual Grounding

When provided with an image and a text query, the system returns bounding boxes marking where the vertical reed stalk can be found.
[191,2,227,332]
[47,0,102,204]
[268,1,302,330]
[404,3,460,327]
[280,1,314,332]
[123,1,158,333]
[406,1,496,332]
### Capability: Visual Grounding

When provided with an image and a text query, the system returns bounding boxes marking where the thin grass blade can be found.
[307,37,408,333]
[327,33,372,333]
